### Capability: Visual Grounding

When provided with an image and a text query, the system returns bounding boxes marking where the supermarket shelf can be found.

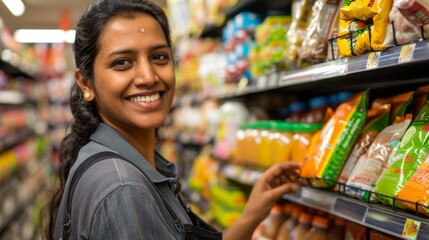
[224,0,292,18]
[220,163,429,239]
[0,55,37,79]
[0,165,47,237]
[285,188,429,240]
[0,90,26,105]
[199,0,292,38]
[217,41,429,100]
[0,127,35,153]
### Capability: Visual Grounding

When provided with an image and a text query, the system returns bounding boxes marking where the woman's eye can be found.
[113,59,132,67]
[152,54,169,63]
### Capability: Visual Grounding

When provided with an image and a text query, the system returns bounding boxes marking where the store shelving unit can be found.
[0,24,49,238]
[171,0,429,237]
[220,163,429,239]
[203,38,429,239]
[217,40,429,100]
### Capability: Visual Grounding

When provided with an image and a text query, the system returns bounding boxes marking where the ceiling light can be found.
[2,0,25,17]
[14,29,76,43]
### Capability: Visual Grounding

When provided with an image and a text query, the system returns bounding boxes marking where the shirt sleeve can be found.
[87,184,180,240]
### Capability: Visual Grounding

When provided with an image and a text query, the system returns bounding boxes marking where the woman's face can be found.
[91,13,175,136]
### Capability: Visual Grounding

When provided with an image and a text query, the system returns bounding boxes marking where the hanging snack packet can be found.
[396,152,429,216]
[284,0,317,68]
[372,91,414,124]
[374,102,429,205]
[345,114,412,200]
[301,91,367,187]
[338,0,393,57]
[338,103,391,184]
[411,85,429,118]
[298,0,342,67]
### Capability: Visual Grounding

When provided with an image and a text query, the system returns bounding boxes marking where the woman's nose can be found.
[134,60,158,86]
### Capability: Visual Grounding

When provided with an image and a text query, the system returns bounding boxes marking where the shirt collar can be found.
[90,123,178,183]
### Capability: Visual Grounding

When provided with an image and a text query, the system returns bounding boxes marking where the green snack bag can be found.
[374,102,429,205]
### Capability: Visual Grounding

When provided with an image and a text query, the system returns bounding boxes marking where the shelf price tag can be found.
[366,52,381,69]
[398,43,416,63]
[402,219,420,239]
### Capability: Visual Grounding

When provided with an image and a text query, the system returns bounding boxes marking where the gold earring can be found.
[84,92,91,99]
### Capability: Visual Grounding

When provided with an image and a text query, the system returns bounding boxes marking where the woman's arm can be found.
[223,161,302,240]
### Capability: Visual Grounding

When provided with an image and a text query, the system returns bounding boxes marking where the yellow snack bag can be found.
[301,91,368,187]
[338,0,394,57]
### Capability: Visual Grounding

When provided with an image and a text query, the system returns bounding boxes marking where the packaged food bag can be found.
[386,0,429,46]
[345,114,412,200]
[338,103,391,184]
[411,85,429,118]
[298,0,342,67]
[338,0,394,57]
[301,91,368,187]
[396,152,429,215]
[374,102,429,205]
[372,91,414,124]
[284,0,317,68]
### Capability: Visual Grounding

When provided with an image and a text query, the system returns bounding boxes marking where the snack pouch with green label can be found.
[301,91,367,187]
[345,114,412,200]
[374,102,429,205]
[338,103,391,184]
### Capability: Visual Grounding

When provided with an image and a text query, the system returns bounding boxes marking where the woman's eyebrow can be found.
[108,43,170,57]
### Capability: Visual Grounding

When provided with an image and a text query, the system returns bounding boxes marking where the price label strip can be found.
[402,219,421,240]
[366,52,381,69]
[398,43,416,63]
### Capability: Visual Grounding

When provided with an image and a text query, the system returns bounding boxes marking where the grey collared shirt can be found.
[54,124,191,239]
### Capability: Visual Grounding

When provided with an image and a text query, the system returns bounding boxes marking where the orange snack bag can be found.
[301,91,367,187]
[372,91,414,124]
[396,152,429,215]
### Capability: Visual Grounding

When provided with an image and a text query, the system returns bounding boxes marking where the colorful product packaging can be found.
[345,114,412,200]
[301,91,368,187]
[338,0,393,57]
[338,103,391,184]
[374,102,429,205]
[396,152,429,215]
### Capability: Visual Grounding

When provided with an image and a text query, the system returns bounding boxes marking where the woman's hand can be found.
[223,161,302,240]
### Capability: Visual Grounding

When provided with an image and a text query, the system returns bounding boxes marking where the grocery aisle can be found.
[0,5,75,238]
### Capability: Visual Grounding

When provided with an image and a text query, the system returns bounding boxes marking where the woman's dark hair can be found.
[44,0,172,238]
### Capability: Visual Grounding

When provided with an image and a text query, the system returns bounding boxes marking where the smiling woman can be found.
[44,0,302,240]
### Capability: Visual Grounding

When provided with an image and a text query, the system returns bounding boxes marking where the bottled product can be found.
[326,216,346,240]
[289,212,313,240]
[214,101,249,159]
[304,215,329,240]
[258,121,273,167]
[259,204,286,240]
[285,101,307,122]
[270,121,294,164]
[275,205,302,240]
[290,123,322,163]
[300,96,329,124]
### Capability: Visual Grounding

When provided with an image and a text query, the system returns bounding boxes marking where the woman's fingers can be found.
[264,162,302,183]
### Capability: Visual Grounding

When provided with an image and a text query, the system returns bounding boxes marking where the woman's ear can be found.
[75,69,95,101]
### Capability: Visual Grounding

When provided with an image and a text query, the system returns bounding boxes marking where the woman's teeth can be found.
[128,93,160,102]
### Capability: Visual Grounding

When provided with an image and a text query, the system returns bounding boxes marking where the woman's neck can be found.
[114,127,156,167]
